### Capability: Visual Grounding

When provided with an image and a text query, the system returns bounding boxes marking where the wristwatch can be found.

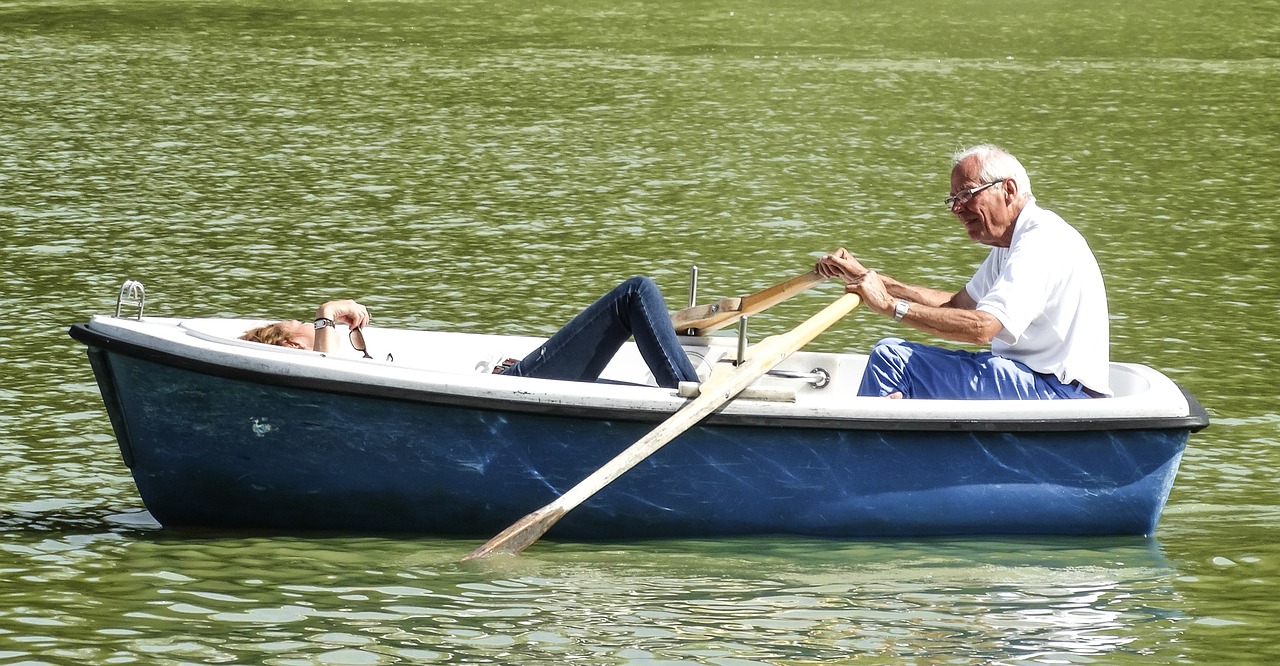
[313,317,336,330]
[892,299,910,322]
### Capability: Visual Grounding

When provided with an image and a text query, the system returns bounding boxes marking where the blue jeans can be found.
[857,337,1093,399]
[503,277,700,389]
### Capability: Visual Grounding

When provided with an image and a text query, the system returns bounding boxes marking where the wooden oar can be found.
[670,270,827,335]
[463,291,862,560]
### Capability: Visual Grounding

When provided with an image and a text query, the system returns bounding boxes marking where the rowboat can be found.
[69,281,1208,539]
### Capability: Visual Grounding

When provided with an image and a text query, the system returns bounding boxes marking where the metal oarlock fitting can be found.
[767,367,832,389]
[684,265,699,335]
[687,265,699,309]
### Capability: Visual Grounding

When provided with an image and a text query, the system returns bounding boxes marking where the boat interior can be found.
[76,311,1208,427]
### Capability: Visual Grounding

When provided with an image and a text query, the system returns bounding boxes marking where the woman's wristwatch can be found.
[313,317,336,330]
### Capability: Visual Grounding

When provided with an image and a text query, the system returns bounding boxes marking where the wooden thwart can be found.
[463,291,861,561]
[670,270,828,335]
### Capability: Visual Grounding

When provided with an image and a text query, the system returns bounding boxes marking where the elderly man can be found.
[817,144,1110,399]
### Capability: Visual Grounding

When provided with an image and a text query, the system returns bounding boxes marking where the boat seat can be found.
[687,346,729,382]
[1108,365,1152,398]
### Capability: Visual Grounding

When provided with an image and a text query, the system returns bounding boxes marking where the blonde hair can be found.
[239,322,295,347]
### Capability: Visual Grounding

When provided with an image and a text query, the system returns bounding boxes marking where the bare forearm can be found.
[893,302,999,346]
[879,274,961,308]
[815,249,1000,345]
[313,306,339,353]
[868,275,997,345]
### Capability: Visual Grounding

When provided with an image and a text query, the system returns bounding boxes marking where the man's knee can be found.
[869,337,909,362]
[864,338,912,379]
[858,338,911,397]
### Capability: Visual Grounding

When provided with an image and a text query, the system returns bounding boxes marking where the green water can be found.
[2,0,1277,662]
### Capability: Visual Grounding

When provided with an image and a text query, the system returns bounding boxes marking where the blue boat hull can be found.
[89,350,1188,538]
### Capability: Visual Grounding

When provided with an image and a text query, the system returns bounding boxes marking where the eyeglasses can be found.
[944,179,1006,208]
[349,327,373,359]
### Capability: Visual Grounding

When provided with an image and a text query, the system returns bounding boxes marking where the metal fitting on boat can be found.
[766,367,831,389]
[115,280,146,320]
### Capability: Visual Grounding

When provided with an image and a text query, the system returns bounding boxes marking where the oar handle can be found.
[670,271,828,334]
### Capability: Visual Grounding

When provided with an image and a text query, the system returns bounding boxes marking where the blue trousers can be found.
[857,337,1092,399]
[504,277,700,388]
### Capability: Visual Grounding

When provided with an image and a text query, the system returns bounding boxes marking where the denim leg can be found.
[857,337,1090,399]
[857,337,914,397]
[504,276,699,388]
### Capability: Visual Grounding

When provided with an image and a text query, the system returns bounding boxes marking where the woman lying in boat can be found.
[239,276,701,389]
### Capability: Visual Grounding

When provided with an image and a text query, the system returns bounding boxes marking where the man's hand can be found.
[846,270,894,315]
[815,247,870,282]
[817,248,894,314]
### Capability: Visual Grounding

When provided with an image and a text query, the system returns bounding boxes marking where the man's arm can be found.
[855,272,1002,345]
[815,249,1002,346]
[817,248,961,307]
[875,272,965,308]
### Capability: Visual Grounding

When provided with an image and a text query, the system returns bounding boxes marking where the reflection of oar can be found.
[463,292,862,560]
[670,270,828,335]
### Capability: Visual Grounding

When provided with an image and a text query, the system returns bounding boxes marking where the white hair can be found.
[951,144,1033,199]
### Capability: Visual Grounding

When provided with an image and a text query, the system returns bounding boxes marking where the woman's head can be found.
[239,320,316,349]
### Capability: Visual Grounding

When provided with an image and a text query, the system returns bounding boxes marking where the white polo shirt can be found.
[965,200,1112,396]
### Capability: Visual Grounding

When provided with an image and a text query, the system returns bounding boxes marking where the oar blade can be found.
[463,505,567,560]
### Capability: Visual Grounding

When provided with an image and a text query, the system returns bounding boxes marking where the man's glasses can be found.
[944,179,1006,208]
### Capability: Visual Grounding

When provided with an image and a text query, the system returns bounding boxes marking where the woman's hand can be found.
[316,299,370,329]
